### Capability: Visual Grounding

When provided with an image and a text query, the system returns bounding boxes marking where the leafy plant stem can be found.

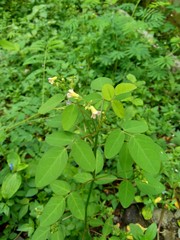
[42,45,48,104]
[132,0,141,17]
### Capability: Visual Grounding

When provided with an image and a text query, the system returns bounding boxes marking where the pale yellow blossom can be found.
[67,89,81,99]
[48,76,57,85]
[87,105,101,119]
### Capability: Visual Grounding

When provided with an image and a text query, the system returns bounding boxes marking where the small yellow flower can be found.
[88,106,101,119]
[48,76,57,85]
[67,89,81,99]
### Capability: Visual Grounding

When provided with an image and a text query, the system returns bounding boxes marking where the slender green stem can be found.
[42,45,48,104]
[132,0,141,17]
[2,113,40,132]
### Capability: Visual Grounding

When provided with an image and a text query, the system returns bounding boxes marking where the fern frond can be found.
[23,54,44,65]
[125,42,150,61]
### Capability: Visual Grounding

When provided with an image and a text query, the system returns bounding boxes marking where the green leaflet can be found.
[104,129,125,159]
[46,131,75,147]
[90,77,113,91]
[111,100,124,118]
[39,196,65,227]
[35,147,68,188]
[118,180,135,208]
[2,173,22,199]
[38,94,64,114]
[73,172,93,183]
[122,120,148,134]
[128,134,162,174]
[50,180,71,196]
[71,140,96,172]
[31,227,50,240]
[117,143,133,179]
[62,104,79,131]
[67,192,85,220]
[102,84,115,101]
[115,83,137,95]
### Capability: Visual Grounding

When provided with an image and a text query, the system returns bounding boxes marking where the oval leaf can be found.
[31,226,50,240]
[115,83,137,95]
[46,131,75,147]
[91,77,113,91]
[111,100,124,118]
[2,173,22,199]
[73,172,92,183]
[105,129,125,159]
[38,94,64,114]
[40,196,65,227]
[35,147,68,188]
[128,135,162,174]
[95,174,117,184]
[50,180,71,196]
[62,104,79,131]
[122,120,148,134]
[71,140,96,172]
[95,148,104,174]
[118,180,135,208]
[102,84,115,101]
[67,192,85,220]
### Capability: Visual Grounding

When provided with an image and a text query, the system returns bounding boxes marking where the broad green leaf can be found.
[46,131,75,147]
[50,180,71,196]
[39,196,65,227]
[115,83,137,95]
[117,143,133,179]
[7,152,21,170]
[71,140,96,172]
[73,172,93,183]
[91,77,113,91]
[38,94,64,114]
[102,217,113,236]
[136,173,165,196]
[2,173,22,199]
[105,129,125,159]
[84,93,102,104]
[51,226,64,240]
[0,39,20,51]
[95,174,117,184]
[118,180,135,208]
[145,223,157,240]
[95,148,104,174]
[129,224,144,239]
[46,115,62,128]
[31,226,50,240]
[128,135,162,174]
[35,147,68,188]
[126,74,137,83]
[102,84,115,101]
[111,100,124,118]
[67,192,85,220]
[62,104,79,131]
[122,120,148,134]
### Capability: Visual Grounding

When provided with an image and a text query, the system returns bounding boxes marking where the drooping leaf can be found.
[31,226,50,240]
[62,104,79,131]
[67,192,85,220]
[50,180,71,196]
[128,134,163,174]
[95,174,117,184]
[115,83,137,95]
[91,77,113,91]
[122,120,148,134]
[38,94,64,114]
[71,140,96,172]
[35,147,68,188]
[73,172,93,183]
[102,84,115,101]
[111,100,124,118]
[105,129,125,159]
[39,196,65,227]
[117,143,133,179]
[46,131,75,147]
[118,180,135,208]
[2,173,22,199]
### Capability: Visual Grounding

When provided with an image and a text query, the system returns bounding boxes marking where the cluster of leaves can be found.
[0,0,179,239]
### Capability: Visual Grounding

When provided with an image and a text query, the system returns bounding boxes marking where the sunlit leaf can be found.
[67,192,85,220]
[38,94,64,114]
[118,180,135,208]
[2,173,22,199]
[111,100,124,118]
